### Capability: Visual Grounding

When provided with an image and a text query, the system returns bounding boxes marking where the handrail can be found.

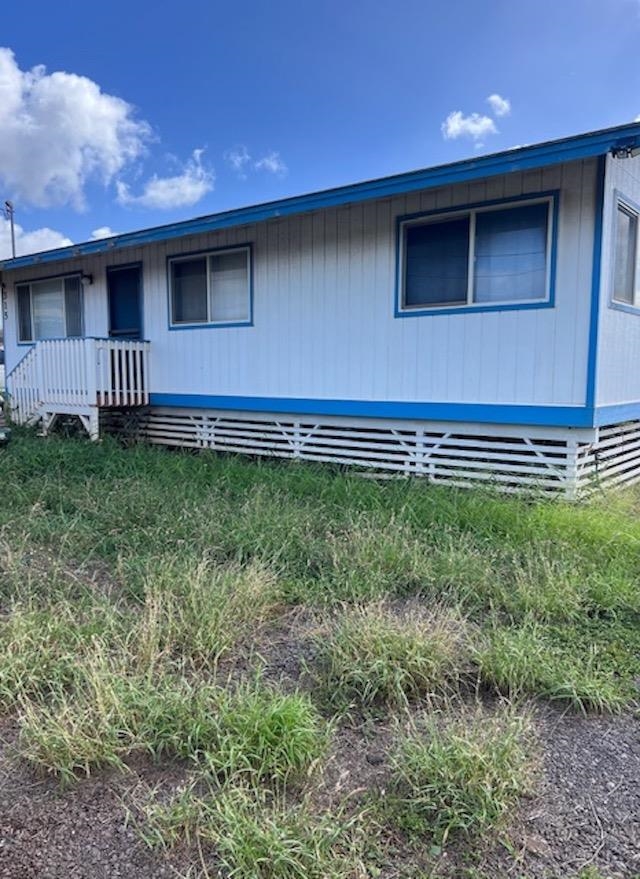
[5,344,36,384]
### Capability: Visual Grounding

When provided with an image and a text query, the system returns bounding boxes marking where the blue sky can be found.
[1,0,639,257]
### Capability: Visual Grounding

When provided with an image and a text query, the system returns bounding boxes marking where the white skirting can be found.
[129,405,640,497]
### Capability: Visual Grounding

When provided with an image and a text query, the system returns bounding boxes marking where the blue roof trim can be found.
[149,392,596,428]
[3,123,640,271]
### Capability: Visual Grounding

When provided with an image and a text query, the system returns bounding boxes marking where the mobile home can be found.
[3,123,640,495]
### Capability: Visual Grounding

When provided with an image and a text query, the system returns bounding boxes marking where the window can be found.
[613,202,638,306]
[16,275,83,343]
[399,198,553,312]
[169,246,251,327]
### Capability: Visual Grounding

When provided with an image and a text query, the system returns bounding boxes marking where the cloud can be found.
[254,151,288,177]
[91,226,118,240]
[0,47,151,210]
[225,146,288,179]
[224,145,252,179]
[487,93,511,117]
[441,111,498,142]
[0,217,72,259]
[116,149,214,209]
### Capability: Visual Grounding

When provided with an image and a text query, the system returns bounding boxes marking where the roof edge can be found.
[3,121,640,272]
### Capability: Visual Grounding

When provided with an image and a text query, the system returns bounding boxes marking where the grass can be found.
[476,620,638,713]
[1,432,640,873]
[134,556,280,671]
[143,781,367,879]
[387,706,533,844]
[19,666,326,784]
[314,601,470,708]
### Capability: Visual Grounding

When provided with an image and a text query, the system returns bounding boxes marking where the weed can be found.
[387,706,532,844]
[315,601,470,708]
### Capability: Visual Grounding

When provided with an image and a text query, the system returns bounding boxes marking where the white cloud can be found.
[635,114,640,122]
[0,47,151,210]
[254,151,288,177]
[487,93,511,117]
[116,149,214,209]
[224,145,252,179]
[0,217,72,259]
[91,226,118,240]
[225,146,288,179]
[441,111,498,142]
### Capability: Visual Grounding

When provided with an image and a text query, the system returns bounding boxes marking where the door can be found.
[107,265,142,339]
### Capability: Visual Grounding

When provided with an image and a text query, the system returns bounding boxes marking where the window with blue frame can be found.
[399,197,552,312]
[169,246,251,327]
[16,275,83,342]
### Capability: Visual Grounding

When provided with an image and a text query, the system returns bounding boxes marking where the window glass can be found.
[404,217,469,307]
[613,206,637,305]
[31,279,65,339]
[209,250,249,322]
[64,276,83,337]
[17,285,32,342]
[474,202,548,303]
[172,258,208,323]
[402,199,552,311]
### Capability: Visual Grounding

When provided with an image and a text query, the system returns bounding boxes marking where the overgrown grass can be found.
[18,661,326,785]
[2,432,640,874]
[387,706,533,843]
[143,782,367,879]
[134,557,280,671]
[314,601,470,708]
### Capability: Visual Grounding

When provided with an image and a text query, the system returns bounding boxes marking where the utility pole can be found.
[3,201,15,259]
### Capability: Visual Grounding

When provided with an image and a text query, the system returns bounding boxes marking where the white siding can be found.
[596,153,640,407]
[3,159,598,412]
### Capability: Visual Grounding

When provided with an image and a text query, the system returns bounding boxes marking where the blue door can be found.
[108,265,142,339]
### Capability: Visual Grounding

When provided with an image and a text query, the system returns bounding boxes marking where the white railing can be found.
[8,338,150,426]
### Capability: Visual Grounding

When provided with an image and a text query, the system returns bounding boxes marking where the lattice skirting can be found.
[121,405,637,497]
[577,420,640,491]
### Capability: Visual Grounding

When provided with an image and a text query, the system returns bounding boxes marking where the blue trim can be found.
[594,403,640,426]
[166,244,253,330]
[585,156,607,409]
[394,191,559,317]
[3,123,640,271]
[149,392,595,428]
[607,189,640,315]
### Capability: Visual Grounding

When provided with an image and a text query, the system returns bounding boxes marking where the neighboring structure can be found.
[2,123,640,495]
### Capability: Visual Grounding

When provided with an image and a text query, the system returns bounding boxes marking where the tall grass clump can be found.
[0,595,127,712]
[143,782,366,879]
[387,706,532,844]
[134,557,280,671]
[476,622,634,713]
[202,682,327,783]
[19,657,326,785]
[315,601,470,708]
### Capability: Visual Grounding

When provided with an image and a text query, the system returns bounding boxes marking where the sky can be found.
[1,0,639,259]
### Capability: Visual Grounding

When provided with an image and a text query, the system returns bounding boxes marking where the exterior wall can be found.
[3,158,599,415]
[595,153,640,409]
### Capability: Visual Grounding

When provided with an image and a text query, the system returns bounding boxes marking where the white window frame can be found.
[398,195,554,313]
[168,245,252,328]
[612,197,640,308]
[16,273,83,344]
